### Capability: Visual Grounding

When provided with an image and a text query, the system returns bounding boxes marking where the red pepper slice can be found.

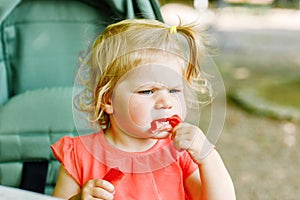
[166,115,182,128]
[103,168,124,187]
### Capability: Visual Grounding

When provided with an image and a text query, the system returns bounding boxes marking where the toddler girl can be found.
[51,19,235,200]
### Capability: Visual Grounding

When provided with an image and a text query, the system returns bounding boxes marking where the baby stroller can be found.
[0,0,162,195]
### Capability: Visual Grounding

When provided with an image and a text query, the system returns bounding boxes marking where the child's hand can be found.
[75,179,115,200]
[172,123,212,164]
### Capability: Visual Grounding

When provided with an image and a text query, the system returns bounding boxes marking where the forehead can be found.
[112,51,187,92]
[139,51,185,73]
[136,64,182,84]
[117,63,184,90]
[134,50,184,76]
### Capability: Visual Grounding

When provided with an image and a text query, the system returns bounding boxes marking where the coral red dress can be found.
[51,132,198,199]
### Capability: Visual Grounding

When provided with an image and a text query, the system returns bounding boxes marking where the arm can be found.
[52,165,81,199]
[53,165,115,200]
[185,150,236,200]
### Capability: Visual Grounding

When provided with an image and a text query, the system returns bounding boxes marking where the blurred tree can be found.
[272,0,299,8]
[159,0,194,5]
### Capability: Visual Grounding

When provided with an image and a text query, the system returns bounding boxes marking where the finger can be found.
[173,133,196,150]
[91,187,114,200]
[94,179,115,193]
[172,126,198,150]
[172,128,195,142]
[174,140,193,150]
[173,129,196,141]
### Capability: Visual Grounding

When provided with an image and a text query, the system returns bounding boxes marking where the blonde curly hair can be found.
[74,19,213,130]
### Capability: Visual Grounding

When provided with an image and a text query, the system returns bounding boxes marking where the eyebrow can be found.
[136,83,184,89]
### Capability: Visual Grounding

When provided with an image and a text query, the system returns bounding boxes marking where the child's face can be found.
[107,54,187,138]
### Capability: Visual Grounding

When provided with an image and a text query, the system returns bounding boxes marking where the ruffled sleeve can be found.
[51,136,81,185]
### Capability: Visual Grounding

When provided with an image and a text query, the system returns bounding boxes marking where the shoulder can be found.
[54,132,102,146]
[51,132,102,162]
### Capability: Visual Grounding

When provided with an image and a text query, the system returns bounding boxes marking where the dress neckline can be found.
[79,132,184,173]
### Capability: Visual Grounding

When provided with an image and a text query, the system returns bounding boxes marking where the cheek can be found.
[112,94,151,135]
[177,94,187,118]
[128,97,152,127]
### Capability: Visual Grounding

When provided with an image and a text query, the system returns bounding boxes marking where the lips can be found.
[150,115,182,133]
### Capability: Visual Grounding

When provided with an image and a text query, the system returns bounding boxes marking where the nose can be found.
[154,92,173,109]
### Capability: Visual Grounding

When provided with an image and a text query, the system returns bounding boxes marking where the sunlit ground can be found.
[219,102,300,200]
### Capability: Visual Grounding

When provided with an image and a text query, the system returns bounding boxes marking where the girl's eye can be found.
[169,89,181,93]
[137,90,153,95]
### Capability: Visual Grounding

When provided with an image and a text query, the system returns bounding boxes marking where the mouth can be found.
[150,118,172,134]
[150,115,182,134]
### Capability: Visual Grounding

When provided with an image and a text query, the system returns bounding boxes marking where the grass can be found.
[259,79,300,109]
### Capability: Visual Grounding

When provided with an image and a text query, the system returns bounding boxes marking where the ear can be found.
[102,98,113,114]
